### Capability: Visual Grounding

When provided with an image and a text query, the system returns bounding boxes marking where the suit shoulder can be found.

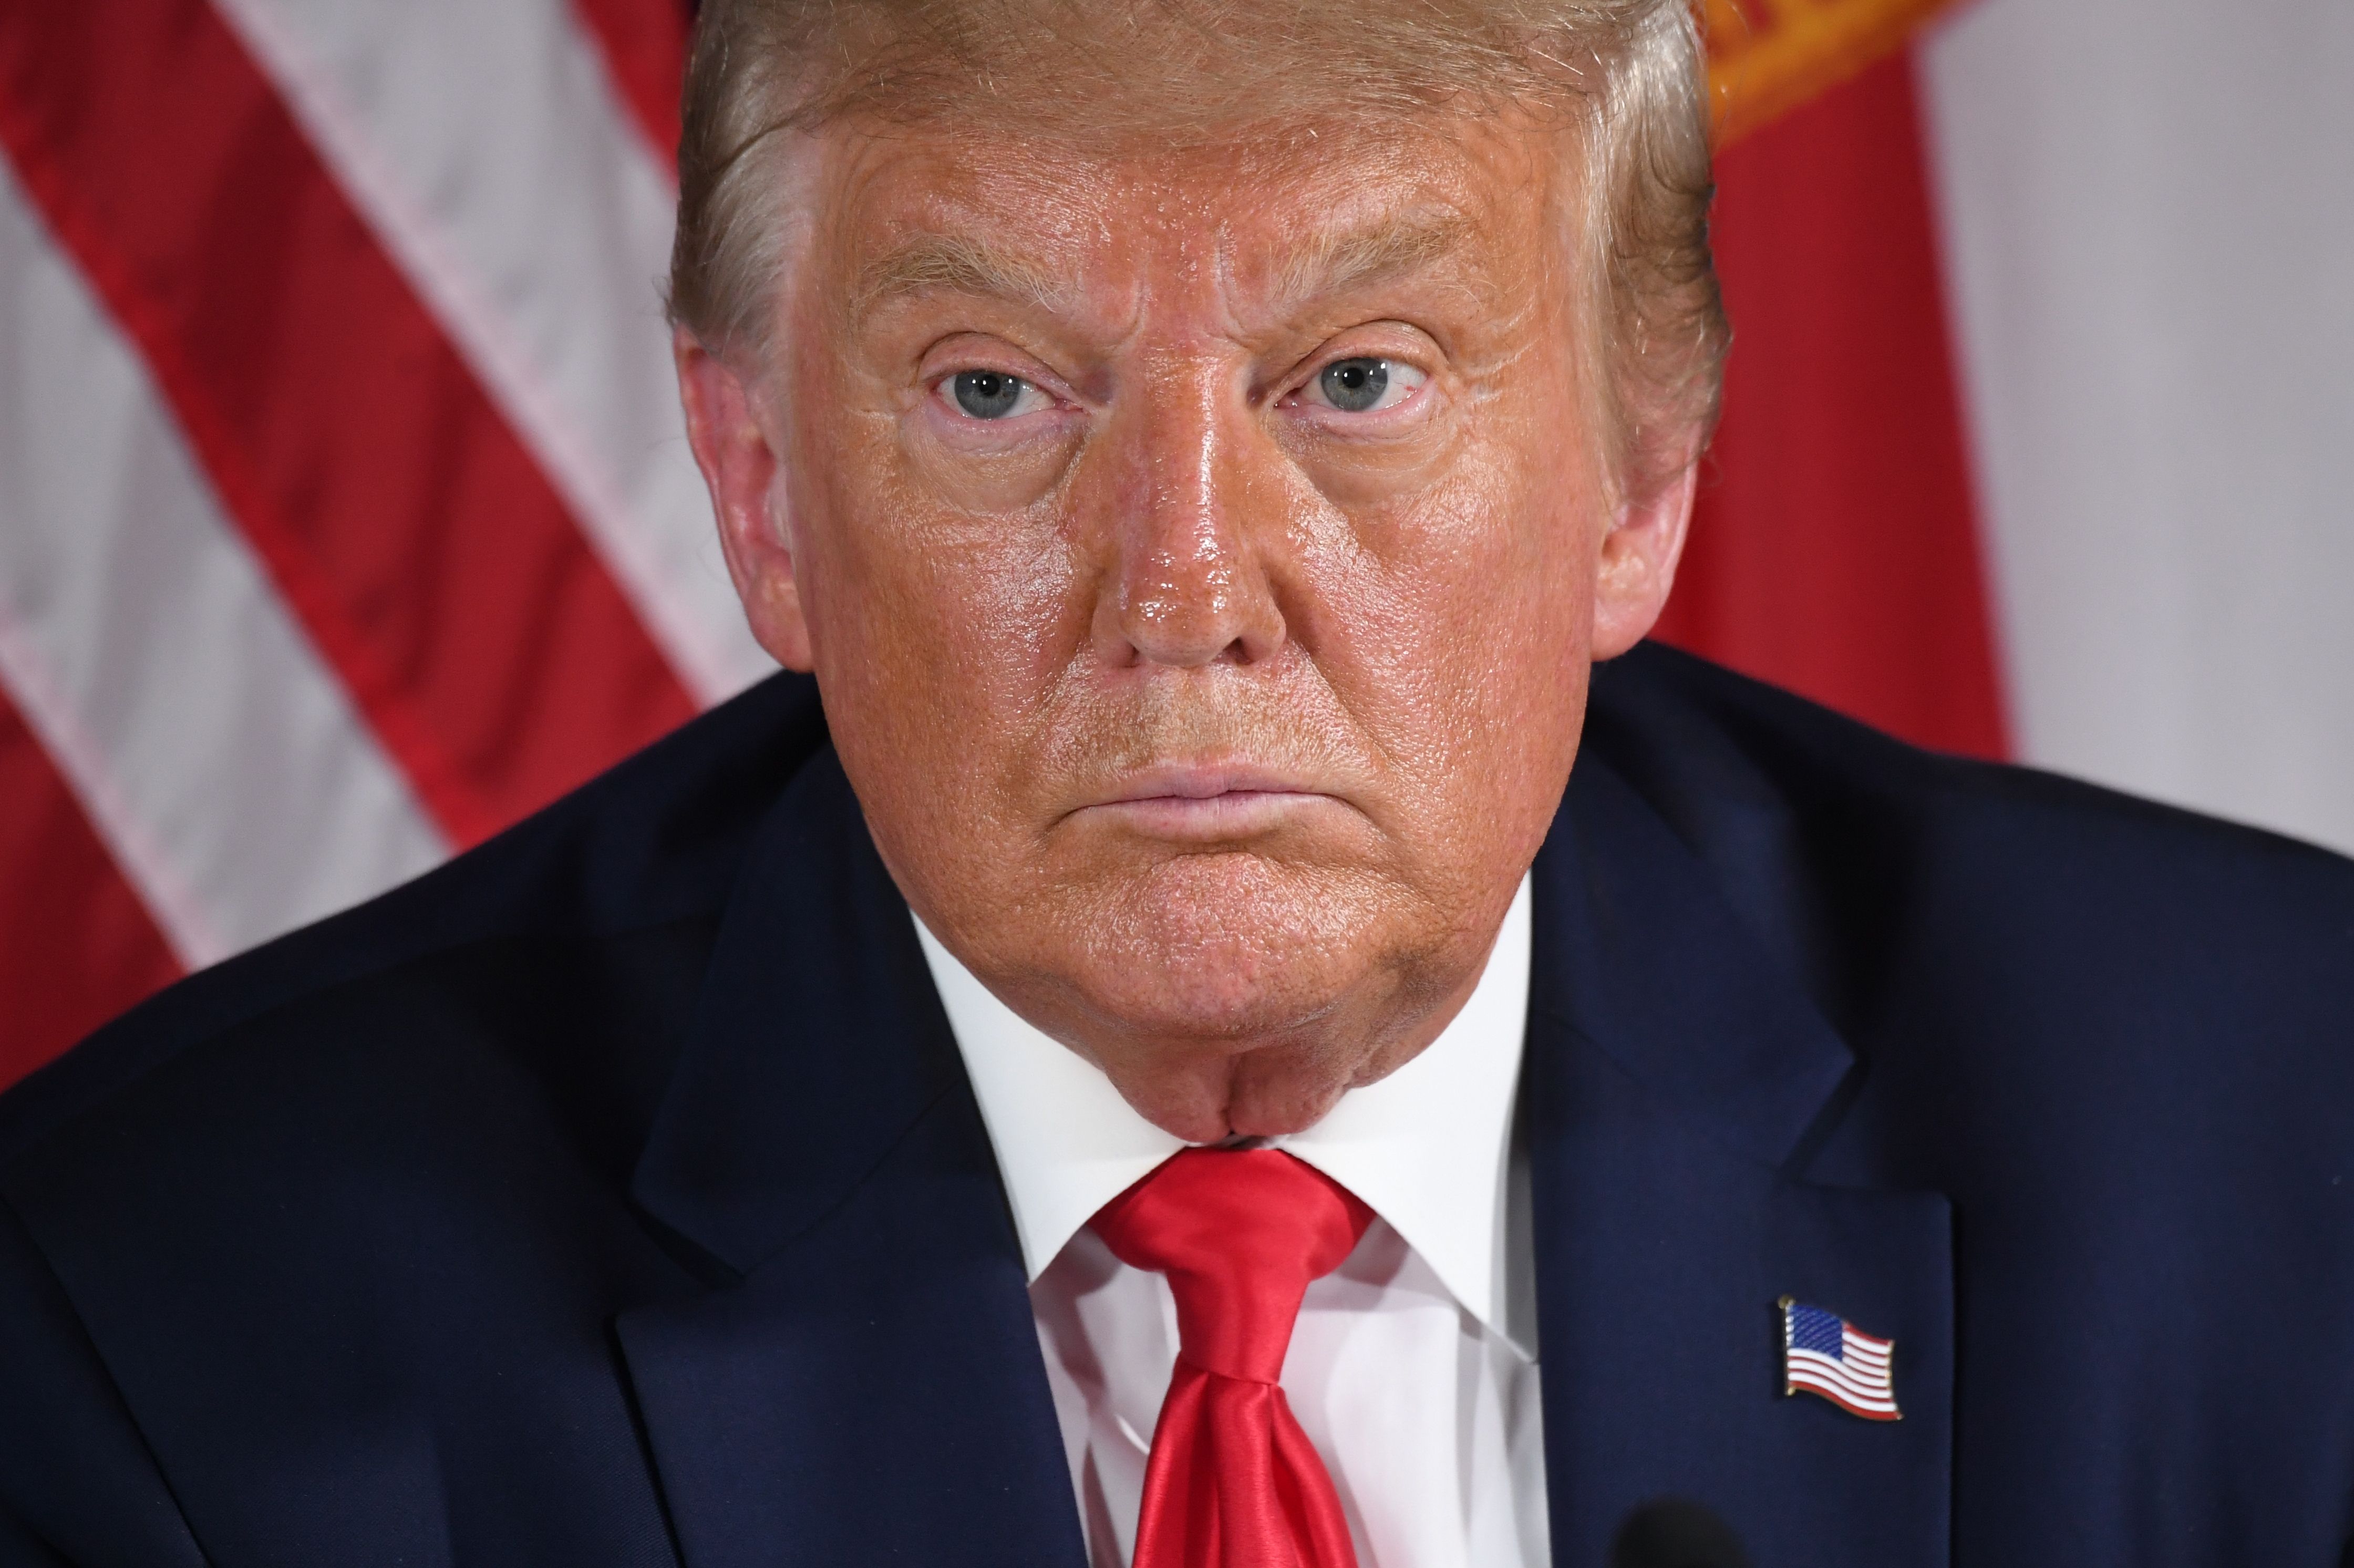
[1586,645,2354,1041]
[1593,641,2354,901]
[0,672,827,1165]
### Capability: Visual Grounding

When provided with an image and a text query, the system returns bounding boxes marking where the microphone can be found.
[1610,1498,1751,1568]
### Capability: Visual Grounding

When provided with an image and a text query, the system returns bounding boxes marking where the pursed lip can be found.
[1071,763,1344,839]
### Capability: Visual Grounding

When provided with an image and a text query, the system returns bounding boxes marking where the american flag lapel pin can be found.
[1779,1297,1901,1421]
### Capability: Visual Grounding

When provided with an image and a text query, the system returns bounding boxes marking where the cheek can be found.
[1296,432,1598,848]
[1319,431,1595,711]
[792,415,1091,782]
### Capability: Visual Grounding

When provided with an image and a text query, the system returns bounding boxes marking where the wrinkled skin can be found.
[677,113,1695,1143]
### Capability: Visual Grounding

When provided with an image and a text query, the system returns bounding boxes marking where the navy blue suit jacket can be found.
[3,644,2350,1566]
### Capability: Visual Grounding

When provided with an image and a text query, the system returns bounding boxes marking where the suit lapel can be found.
[1529,756,1954,1567]
[616,753,1085,1568]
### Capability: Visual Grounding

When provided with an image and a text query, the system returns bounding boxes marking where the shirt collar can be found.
[914,874,1533,1344]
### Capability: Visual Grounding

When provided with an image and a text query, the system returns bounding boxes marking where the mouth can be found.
[1071,764,1344,841]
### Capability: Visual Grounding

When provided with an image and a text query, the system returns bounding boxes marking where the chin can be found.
[1063,852,1405,1045]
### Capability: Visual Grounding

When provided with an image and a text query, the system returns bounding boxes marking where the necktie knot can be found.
[1091,1148,1373,1383]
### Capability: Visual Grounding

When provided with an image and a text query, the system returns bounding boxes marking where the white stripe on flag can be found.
[212,0,773,707]
[0,155,449,965]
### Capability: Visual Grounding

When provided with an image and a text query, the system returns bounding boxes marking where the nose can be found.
[1087,363,1287,670]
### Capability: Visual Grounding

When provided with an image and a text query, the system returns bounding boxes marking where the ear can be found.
[675,326,814,672]
[1589,455,1699,661]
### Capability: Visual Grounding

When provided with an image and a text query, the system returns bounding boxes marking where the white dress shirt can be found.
[915,876,1550,1568]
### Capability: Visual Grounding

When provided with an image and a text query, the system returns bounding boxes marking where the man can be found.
[2,0,2349,1563]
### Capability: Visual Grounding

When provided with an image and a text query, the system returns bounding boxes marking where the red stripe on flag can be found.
[571,0,691,162]
[1657,47,2009,760]
[0,691,182,1088]
[0,2,698,845]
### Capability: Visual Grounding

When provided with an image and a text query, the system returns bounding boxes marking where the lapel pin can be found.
[1779,1297,1901,1421]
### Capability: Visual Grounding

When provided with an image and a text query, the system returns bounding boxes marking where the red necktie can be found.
[1089,1148,1375,1568]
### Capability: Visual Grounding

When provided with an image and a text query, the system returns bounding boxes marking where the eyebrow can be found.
[1270,212,1478,314]
[849,234,1069,324]
[846,210,1479,327]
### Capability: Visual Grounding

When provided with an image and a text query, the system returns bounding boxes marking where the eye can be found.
[939,369,1051,420]
[1302,357,1427,414]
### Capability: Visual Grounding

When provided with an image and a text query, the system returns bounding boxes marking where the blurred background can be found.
[2,0,2349,1084]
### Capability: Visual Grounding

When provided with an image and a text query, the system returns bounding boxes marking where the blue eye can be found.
[1306,357,1429,415]
[1318,358,1390,412]
[951,370,1028,419]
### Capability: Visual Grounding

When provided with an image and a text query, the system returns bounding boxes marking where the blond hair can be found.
[668,0,1727,496]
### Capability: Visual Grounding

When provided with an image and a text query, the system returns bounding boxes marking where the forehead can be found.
[808,114,1569,313]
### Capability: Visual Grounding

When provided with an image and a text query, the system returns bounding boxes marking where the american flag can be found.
[0,0,759,1085]
[1780,1298,1901,1421]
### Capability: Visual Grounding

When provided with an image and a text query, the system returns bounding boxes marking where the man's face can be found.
[683,111,1690,1141]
